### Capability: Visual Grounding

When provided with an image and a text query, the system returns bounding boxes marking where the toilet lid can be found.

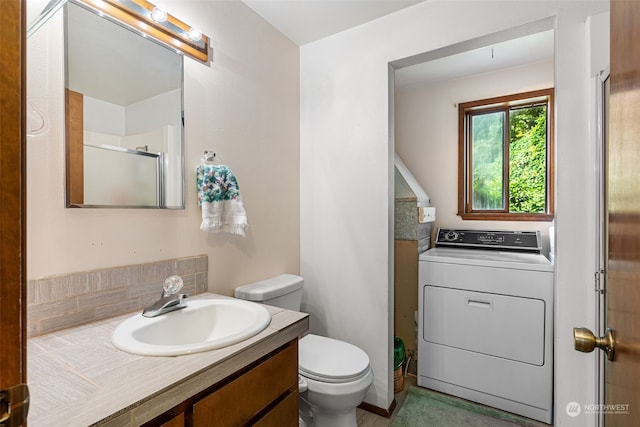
[299,334,370,383]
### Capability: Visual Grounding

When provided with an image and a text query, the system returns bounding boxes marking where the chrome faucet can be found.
[142,275,189,318]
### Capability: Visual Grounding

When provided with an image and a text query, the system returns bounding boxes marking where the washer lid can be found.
[419,247,554,272]
[299,334,370,383]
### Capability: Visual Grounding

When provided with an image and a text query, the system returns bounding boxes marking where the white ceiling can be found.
[395,30,555,87]
[67,1,554,105]
[241,0,424,45]
[240,1,554,87]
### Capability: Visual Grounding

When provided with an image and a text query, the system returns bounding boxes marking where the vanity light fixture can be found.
[76,0,210,63]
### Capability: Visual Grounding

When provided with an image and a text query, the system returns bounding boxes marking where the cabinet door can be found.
[253,391,298,427]
[193,342,297,426]
[159,413,184,427]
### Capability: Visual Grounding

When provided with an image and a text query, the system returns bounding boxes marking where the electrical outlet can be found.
[418,206,436,223]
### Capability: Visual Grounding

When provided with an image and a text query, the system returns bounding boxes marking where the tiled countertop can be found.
[28,293,309,426]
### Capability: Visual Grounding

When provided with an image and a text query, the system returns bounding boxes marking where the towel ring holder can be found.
[201,150,217,165]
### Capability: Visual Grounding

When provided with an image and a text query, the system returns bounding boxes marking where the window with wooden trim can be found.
[458,88,555,221]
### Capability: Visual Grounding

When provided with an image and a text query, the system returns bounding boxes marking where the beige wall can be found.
[26,0,300,296]
[395,59,555,254]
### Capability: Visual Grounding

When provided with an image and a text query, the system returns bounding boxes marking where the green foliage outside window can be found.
[459,88,553,220]
[509,106,547,213]
[471,112,504,210]
[470,105,547,213]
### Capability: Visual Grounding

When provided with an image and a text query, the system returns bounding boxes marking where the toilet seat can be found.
[299,334,370,383]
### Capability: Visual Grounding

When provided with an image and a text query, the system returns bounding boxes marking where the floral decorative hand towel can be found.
[196,164,248,236]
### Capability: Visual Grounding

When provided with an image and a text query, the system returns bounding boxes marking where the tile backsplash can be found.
[27,254,208,337]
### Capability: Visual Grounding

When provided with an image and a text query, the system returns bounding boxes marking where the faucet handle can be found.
[163,275,184,296]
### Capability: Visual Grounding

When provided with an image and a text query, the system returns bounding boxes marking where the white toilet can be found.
[234,274,374,427]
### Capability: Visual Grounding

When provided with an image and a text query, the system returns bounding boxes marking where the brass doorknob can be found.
[573,327,615,361]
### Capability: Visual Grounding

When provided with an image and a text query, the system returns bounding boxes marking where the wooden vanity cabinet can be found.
[144,339,299,427]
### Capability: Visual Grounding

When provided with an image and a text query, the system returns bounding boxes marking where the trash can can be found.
[394,337,406,393]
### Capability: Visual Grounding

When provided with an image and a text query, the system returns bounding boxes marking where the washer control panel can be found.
[435,229,541,253]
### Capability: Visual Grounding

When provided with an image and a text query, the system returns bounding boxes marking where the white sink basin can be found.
[112,298,271,356]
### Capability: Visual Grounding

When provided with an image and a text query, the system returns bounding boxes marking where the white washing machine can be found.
[418,229,554,424]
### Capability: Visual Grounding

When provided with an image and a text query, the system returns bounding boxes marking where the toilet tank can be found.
[234,274,303,311]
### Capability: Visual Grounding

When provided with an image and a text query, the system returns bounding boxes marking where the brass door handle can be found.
[573,327,615,361]
[0,384,29,426]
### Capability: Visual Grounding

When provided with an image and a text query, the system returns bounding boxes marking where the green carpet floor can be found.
[391,387,546,427]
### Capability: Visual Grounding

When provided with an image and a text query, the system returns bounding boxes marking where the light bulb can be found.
[188,28,202,42]
[150,7,167,23]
